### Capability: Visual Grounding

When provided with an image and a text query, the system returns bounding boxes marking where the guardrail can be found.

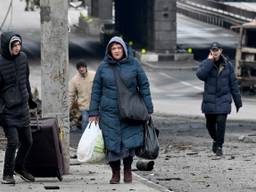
[177,0,256,30]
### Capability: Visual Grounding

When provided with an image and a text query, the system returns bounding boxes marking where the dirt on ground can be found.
[69,114,256,192]
[1,114,256,192]
[133,114,256,192]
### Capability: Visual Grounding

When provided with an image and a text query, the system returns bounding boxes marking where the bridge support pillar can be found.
[151,0,176,54]
[91,0,112,20]
[114,0,177,60]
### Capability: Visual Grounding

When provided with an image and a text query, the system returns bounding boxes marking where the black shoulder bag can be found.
[135,117,159,160]
[111,65,148,123]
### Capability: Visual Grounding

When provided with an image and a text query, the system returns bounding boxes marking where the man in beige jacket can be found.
[69,61,95,131]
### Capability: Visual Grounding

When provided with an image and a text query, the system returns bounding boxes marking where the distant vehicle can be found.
[233,20,256,90]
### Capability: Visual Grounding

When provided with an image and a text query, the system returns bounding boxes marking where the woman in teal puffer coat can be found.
[89,36,153,184]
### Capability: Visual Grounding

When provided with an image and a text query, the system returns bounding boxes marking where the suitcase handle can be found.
[30,109,41,132]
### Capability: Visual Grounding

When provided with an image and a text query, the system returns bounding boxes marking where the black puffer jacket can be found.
[196,55,242,114]
[0,32,32,128]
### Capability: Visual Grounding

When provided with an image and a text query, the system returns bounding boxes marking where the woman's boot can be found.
[109,160,120,184]
[123,156,133,183]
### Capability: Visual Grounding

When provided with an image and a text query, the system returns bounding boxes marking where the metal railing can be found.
[177,0,256,29]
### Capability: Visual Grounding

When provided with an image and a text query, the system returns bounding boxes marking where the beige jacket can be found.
[69,71,95,111]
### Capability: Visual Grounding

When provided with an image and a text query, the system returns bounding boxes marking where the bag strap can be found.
[110,65,131,114]
[111,65,142,97]
[110,65,129,89]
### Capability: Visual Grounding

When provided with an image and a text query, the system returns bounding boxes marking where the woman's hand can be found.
[89,116,99,123]
[148,113,153,120]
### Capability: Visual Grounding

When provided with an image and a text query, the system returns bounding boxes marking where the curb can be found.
[153,112,256,123]
[142,61,198,70]
[133,172,172,192]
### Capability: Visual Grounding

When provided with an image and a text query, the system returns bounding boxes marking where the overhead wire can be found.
[0,0,14,32]
[7,0,14,31]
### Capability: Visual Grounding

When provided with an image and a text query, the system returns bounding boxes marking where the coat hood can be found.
[0,32,22,60]
[221,54,231,65]
[105,36,128,61]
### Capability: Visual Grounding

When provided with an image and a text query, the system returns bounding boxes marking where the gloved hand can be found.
[29,98,37,109]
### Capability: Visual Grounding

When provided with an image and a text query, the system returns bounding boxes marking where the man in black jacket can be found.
[196,42,242,156]
[0,32,37,184]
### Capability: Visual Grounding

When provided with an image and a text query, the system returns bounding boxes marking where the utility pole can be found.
[40,0,70,173]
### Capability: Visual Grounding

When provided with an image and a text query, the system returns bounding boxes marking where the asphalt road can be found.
[1,0,255,119]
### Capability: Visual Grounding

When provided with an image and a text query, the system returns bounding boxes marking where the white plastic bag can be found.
[77,122,104,162]
[87,130,105,163]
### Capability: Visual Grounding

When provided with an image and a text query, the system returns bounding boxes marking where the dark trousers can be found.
[205,114,227,148]
[3,126,33,177]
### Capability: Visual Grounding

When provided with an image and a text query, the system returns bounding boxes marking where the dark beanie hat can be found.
[76,60,87,70]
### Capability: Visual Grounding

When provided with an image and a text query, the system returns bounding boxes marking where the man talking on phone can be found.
[196,42,242,156]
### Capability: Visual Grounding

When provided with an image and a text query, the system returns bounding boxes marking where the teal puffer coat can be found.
[89,37,153,154]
